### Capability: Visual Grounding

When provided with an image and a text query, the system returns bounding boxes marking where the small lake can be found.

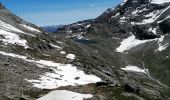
[74,39,97,44]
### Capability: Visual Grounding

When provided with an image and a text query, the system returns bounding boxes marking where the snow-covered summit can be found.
[151,0,170,4]
[121,0,170,6]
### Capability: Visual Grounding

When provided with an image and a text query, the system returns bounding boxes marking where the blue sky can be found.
[1,0,121,26]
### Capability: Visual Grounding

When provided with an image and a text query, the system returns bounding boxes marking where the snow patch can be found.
[151,0,170,4]
[157,15,170,23]
[134,5,170,25]
[119,16,127,23]
[0,20,24,33]
[116,34,168,52]
[67,30,73,33]
[21,24,41,32]
[60,51,66,54]
[121,66,148,74]
[50,43,62,49]
[157,35,168,51]
[37,90,93,100]
[27,64,101,89]
[57,41,64,44]
[0,51,101,89]
[76,34,84,39]
[132,9,138,15]
[158,43,168,51]
[85,24,91,28]
[0,51,27,59]
[121,0,128,5]
[154,5,170,21]
[111,13,120,18]
[42,54,50,57]
[0,20,34,36]
[134,10,160,25]
[66,54,76,60]
[148,27,157,35]
[116,34,151,53]
[0,29,29,48]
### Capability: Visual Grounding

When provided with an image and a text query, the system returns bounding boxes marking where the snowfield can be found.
[0,29,29,48]
[116,34,151,53]
[0,20,40,48]
[37,90,93,100]
[27,63,101,89]
[116,34,168,53]
[0,51,101,89]
[0,20,24,33]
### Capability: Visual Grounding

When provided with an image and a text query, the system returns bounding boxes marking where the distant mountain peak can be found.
[120,0,150,7]
[0,2,6,9]
[120,0,170,7]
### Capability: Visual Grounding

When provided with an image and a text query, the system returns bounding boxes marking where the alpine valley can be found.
[0,0,170,100]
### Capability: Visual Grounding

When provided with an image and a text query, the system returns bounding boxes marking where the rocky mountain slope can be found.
[0,3,101,100]
[54,0,170,99]
[0,0,170,100]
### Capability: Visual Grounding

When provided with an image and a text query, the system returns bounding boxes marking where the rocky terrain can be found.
[0,0,170,100]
